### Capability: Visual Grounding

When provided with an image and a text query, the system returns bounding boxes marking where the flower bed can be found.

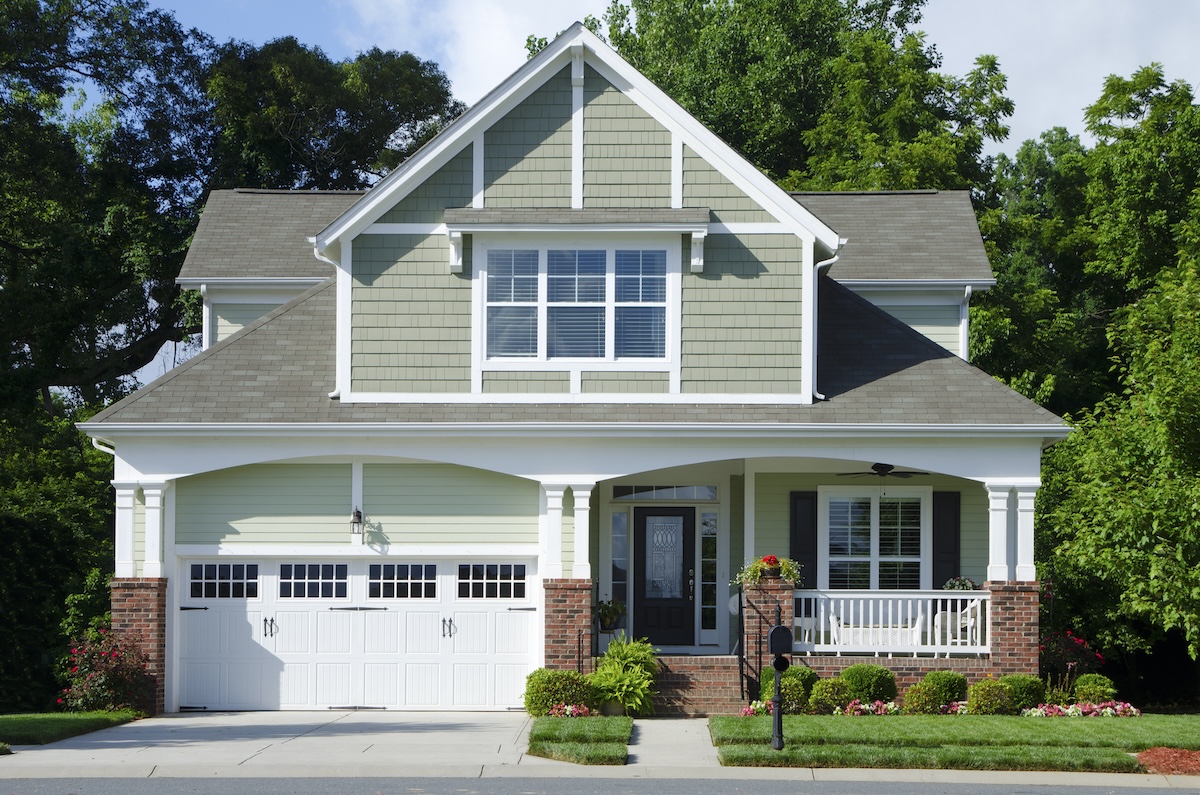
[1022,701,1141,718]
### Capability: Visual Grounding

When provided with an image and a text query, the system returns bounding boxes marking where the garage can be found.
[175,558,538,710]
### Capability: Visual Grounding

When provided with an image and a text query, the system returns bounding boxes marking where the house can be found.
[82,24,1066,715]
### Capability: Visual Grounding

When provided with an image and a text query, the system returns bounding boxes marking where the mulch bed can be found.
[1137,747,1200,775]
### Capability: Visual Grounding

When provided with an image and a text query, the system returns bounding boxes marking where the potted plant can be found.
[732,555,803,588]
[595,599,626,631]
[942,576,978,590]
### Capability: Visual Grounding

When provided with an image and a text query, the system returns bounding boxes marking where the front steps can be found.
[654,655,747,716]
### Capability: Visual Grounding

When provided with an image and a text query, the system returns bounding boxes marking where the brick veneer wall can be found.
[985,581,1040,676]
[110,578,167,715]
[543,579,593,673]
[655,655,745,715]
[742,579,795,669]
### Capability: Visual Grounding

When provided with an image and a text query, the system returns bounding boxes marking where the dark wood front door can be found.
[633,507,695,646]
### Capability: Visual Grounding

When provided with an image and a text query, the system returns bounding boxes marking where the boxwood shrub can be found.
[808,678,854,714]
[1000,673,1046,711]
[1073,673,1117,703]
[967,676,1013,715]
[758,664,819,713]
[839,663,897,703]
[921,670,968,706]
[523,668,598,717]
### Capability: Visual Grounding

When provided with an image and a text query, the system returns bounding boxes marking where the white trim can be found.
[333,238,352,399]
[960,285,972,362]
[448,231,464,274]
[816,485,933,590]
[836,279,995,292]
[446,221,708,235]
[114,484,137,577]
[571,43,584,209]
[362,223,446,235]
[571,484,593,578]
[472,134,485,209]
[800,241,816,404]
[986,485,1011,581]
[689,231,706,273]
[200,285,213,349]
[543,485,566,578]
[351,461,364,547]
[172,543,541,557]
[743,463,756,563]
[177,278,327,290]
[1014,484,1038,581]
[470,234,485,392]
[142,483,167,578]
[670,135,683,209]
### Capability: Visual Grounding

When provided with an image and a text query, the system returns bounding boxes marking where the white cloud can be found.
[338,0,609,105]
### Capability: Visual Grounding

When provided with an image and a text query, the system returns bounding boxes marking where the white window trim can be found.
[816,485,933,590]
[471,232,683,393]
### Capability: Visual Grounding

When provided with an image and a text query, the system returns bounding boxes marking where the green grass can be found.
[709,714,1200,771]
[526,716,633,765]
[0,711,140,745]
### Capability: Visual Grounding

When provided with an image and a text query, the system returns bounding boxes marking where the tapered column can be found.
[113,483,137,577]
[1014,485,1038,581]
[571,485,593,579]
[986,485,1012,582]
[141,483,166,578]
[542,485,565,579]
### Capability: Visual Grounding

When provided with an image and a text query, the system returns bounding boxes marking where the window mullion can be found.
[605,249,615,360]
[536,250,548,361]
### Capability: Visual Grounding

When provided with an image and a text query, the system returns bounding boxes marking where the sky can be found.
[153,0,1200,153]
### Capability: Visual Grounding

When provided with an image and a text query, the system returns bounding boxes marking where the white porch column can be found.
[1014,485,1039,581]
[113,483,137,577]
[141,483,167,578]
[571,484,594,579]
[542,485,566,579]
[986,484,1012,581]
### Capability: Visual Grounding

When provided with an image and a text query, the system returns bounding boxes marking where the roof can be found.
[86,276,1061,429]
[793,191,994,283]
[178,189,364,281]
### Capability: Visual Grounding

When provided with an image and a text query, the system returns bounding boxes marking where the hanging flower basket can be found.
[595,599,626,631]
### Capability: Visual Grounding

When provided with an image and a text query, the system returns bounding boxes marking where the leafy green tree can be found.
[207,37,465,190]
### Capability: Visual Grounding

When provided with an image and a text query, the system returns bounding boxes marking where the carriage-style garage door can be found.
[176,559,537,710]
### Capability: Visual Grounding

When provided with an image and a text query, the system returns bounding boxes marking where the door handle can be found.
[264,617,269,637]
[442,618,447,637]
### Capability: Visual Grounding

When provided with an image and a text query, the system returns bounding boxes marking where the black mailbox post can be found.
[768,620,791,750]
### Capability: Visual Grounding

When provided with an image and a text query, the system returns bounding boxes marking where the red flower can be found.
[761,555,779,566]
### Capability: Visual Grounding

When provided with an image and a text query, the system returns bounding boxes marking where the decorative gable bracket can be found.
[449,230,464,274]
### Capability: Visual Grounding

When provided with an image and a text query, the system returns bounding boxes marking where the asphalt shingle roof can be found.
[178,189,364,281]
[88,275,1061,428]
[793,191,994,282]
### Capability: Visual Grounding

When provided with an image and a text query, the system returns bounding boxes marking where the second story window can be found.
[485,246,668,360]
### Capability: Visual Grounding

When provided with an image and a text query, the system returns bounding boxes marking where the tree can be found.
[207,37,465,190]
[1039,260,1200,662]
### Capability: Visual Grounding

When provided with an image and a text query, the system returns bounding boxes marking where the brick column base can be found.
[742,579,795,684]
[110,578,167,715]
[543,579,593,673]
[986,581,1040,676]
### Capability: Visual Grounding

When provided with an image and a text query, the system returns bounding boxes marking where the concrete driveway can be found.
[0,711,551,778]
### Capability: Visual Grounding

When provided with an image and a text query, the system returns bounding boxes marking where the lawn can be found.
[0,711,140,746]
[710,714,1200,772]
[526,715,633,765]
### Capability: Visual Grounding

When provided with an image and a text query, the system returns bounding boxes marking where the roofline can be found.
[313,23,840,254]
[835,279,995,291]
[79,421,1070,440]
[176,277,327,289]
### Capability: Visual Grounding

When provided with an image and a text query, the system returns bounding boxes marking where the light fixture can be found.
[350,507,363,534]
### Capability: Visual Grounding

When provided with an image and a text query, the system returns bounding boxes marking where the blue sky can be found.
[154,0,1200,152]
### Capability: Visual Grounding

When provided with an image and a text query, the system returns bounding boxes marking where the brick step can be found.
[653,655,748,717]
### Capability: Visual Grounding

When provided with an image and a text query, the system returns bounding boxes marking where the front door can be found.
[633,507,695,646]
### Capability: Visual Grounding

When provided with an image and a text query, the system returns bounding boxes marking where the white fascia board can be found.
[314,33,581,253]
[445,221,709,235]
[79,421,1071,442]
[175,543,540,558]
[836,279,995,293]
[177,278,327,289]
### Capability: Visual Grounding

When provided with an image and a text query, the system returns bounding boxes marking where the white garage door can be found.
[176,559,538,710]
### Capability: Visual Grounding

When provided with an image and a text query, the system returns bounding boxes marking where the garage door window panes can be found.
[190,563,258,598]
[368,564,437,598]
[279,563,347,598]
[458,564,526,599]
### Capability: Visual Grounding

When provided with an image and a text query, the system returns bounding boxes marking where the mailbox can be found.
[768,625,792,655]
[772,654,790,672]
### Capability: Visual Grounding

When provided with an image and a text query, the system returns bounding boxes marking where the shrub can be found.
[1000,673,1046,711]
[839,664,897,703]
[758,665,818,713]
[807,678,853,714]
[921,670,968,706]
[900,681,943,715]
[523,669,597,717]
[1073,673,1117,704]
[967,676,1014,715]
[59,630,156,713]
[588,632,659,716]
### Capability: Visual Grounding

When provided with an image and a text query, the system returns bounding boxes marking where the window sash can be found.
[821,491,929,590]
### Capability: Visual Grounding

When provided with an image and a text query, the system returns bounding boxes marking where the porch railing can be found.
[793,590,989,657]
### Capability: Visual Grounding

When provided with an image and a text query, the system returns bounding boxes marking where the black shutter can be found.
[932,491,961,589]
[789,491,818,589]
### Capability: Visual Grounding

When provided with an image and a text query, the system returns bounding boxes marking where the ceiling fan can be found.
[837,462,929,479]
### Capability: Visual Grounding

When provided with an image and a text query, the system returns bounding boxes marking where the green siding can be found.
[176,464,351,544]
[378,146,474,224]
[214,303,277,343]
[683,145,773,223]
[753,473,987,584]
[351,234,471,392]
[363,464,539,545]
[681,234,804,393]
[877,304,961,355]
[581,371,669,393]
[485,68,572,208]
[483,371,570,393]
[583,67,671,208]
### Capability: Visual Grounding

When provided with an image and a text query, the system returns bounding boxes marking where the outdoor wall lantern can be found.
[350,507,363,535]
